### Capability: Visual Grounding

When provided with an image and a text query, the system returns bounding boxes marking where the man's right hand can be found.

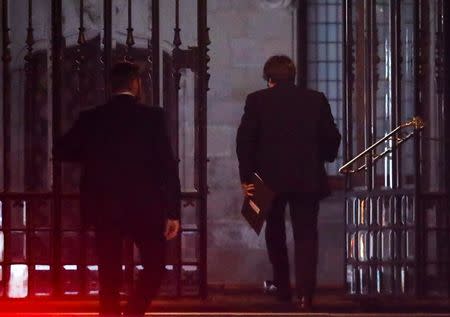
[241,183,255,197]
[164,219,180,240]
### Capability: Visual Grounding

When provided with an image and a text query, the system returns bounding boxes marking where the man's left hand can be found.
[164,219,180,240]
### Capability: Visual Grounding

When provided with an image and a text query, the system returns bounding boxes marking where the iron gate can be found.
[0,0,209,299]
[342,0,450,297]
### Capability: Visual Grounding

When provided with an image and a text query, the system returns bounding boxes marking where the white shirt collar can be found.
[114,91,135,97]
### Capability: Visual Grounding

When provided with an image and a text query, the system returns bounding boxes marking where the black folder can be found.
[241,173,275,235]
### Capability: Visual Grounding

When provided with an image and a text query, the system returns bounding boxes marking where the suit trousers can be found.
[265,193,319,297]
[96,226,166,317]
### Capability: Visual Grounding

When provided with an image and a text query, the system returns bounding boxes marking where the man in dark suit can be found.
[236,55,341,311]
[54,62,181,317]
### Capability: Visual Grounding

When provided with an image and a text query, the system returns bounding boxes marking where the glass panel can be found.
[31,231,51,263]
[369,266,378,294]
[381,229,393,260]
[426,229,449,264]
[374,0,393,189]
[375,266,382,293]
[380,265,393,294]
[181,200,198,230]
[402,229,415,261]
[357,230,368,262]
[181,265,199,296]
[368,230,379,260]
[159,264,177,296]
[61,200,81,230]
[31,265,51,296]
[61,232,80,264]
[380,196,393,226]
[425,203,438,228]
[357,198,369,226]
[401,195,415,225]
[426,264,449,296]
[87,265,99,296]
[181,232,199,262]
[30,199,52,229]
[8,264,28,298]
[346,264,357,294]
[346,198,357,226]
[8,231,26,263]
[62,265,80,295]
[400,265,416,295]
[346,232,356,260]
[369,197,379,225]
[358,266,369,295]
[8,1,52,193]
[427,230,437,262]
[10,200,26,229]
[399,0,415,188]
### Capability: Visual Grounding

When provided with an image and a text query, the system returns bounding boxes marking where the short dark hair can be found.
[263,55,296,83]
[111,62,140,92]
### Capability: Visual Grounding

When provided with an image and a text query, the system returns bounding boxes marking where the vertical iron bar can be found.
[197,0,208,299]
[2,0,11,192]
[171,0,182,297]
[391,0,401,189]
[24,0,35,192]
[369,0,376,191]
[413,0,424,297]
[367,0,376,294]
[1,0,11,296]
[152,0,160,107]
[342,0,353,294]
[390,0,401,295]
[125,0,134,61]
[76,0,87,295]
[51,0,63,297]
[173,0,181,90]
[296,0,307,88]
[24,0,35,296]
[103,0,112,100]
[343,0,353,192]
[443,0,450,295]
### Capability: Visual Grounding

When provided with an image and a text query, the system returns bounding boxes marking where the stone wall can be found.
[206,0,344,289]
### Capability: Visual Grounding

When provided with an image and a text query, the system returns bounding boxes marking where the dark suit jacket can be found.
[236,83,341,199]
[53,94,181,230]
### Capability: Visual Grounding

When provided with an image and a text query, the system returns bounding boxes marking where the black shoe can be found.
[297,295,312,311]
[263,280,278,294]
[264,280,292,302]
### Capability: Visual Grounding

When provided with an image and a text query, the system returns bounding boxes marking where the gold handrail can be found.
[339,116,425,174]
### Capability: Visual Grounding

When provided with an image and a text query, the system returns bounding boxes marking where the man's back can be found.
[54,94,180,225]
[78,95,168,195]
[236,83,341,196]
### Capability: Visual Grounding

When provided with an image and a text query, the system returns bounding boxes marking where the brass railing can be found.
[339,116,425,174]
